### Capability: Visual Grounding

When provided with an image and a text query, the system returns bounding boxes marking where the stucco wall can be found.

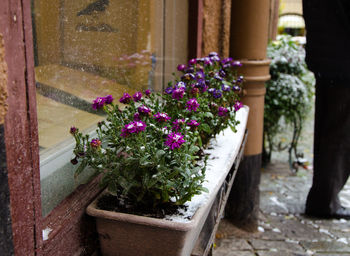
[0,34,7,125]
[202,0,231,57]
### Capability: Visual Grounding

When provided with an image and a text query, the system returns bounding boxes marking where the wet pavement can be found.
[213,101,350,255]
[213,161,350,256]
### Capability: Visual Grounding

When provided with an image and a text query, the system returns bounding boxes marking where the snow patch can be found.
[166,107,249,222]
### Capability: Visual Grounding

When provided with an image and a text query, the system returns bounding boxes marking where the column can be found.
[225,0,271,231]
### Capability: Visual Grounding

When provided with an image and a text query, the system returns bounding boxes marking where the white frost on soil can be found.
[42,227,53,241]
[166,106,249,222]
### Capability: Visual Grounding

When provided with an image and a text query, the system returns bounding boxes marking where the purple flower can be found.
[92,97,106,110]
[188,58,197,65]
[90,139,101,148]
[222,84,231,92]
[214,74,223,81]
[70,126,77,134]
[187,120,200,129]
[133,92,142,102]
[212,89,222,99]
[138,105,151,115]
[172,119,185,131]
[165,87,173,94]
[177,64,187,71]
[218,107,228,117]
[210,55,220,62]
[186,98,200,112]
[121,121,146,137]
[234,101,243,111]
[232,85,241,92]
[195,70,205,80]
[104,95,114,104]
[232,61,242,67]
[182,73,195,81]
[145,89,151,96]
[154,112,171,122]
[176,81,186,89]
[119,93,132,104]
[165,132,186,150]
[237,76,244,83]
[219,70,226,78]
[208,52,218,57]
[172,87,185,100]
[221,57,232,64]
[134,112,141,121]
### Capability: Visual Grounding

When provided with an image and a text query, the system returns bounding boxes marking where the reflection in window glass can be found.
[32,0,188,216]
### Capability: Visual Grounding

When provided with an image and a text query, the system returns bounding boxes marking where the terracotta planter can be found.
[87,107,249,256]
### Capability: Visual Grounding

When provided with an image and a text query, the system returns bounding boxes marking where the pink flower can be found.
[138,105,151,116]
[154,112,171,122]
[92,97,106,110]
[121,121,147,137]
[172,87,185,100]
[165,132,186,150]
[104,95,114,104]
[119,93,132,104]
[186,98,200,112]
[172,119,185,131]
[133,92,142,102]
[234,101,243,111]
[218,107,228,117]
[187,120,200,128]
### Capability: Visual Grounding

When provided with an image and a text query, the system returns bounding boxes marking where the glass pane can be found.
[32,0,188,216]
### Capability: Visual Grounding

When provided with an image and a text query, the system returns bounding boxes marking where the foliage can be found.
[70,52,243,209]
[264,35,314,167]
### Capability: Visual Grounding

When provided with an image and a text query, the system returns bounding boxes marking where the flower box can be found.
[86,106,249,256]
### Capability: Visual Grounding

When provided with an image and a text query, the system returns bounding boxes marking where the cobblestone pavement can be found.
[213,161,350,256]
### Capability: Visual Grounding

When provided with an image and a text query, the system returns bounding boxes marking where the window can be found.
[31,0,189,216]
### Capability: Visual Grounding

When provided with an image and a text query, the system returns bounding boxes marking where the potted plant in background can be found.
[263,35,314,171]
[70,52,248,256]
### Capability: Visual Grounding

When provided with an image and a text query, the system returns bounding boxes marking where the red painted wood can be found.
[41,177,102,256]
[0,1,36,255]
[21,0,44,253]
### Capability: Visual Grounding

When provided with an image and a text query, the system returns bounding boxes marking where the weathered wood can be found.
[0,1,38,255]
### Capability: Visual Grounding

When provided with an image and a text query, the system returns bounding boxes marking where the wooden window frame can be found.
[0,0,203,255]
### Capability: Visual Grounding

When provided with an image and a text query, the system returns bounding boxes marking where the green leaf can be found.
[155,150,166,160]
[74,160,88,178]
[201,123,211,133]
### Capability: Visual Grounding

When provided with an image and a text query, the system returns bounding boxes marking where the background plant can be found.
[263,35,314,170]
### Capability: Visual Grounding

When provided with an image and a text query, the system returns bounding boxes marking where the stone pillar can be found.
[225,0,271,231]
[0,33,14,255]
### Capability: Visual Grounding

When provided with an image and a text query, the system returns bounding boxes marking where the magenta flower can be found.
[104,95,114,104]
[177,64,186,71]
[134,112,141,121]
[187,120,200,128]
[121,121,146,137]
[218,107,228,117]
[70,126,77,134]
[138,105,151,115]
[145,89,151,96]
[188,58,197,65]
[165,132,186,150]
[154,112,171,122]
[186,98,200,112]
[172,119,185,131]
[172,87,185,100]
[234,101,243,111]
[119,93,132,104]
[133,92,142,102]
[90,139,101,148]
[92,97,106,110]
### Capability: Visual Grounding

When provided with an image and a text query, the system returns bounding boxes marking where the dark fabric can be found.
[303,0,350,81]
[306,79,350,214]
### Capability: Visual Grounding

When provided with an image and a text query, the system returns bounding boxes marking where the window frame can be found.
[1,0,203,254]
